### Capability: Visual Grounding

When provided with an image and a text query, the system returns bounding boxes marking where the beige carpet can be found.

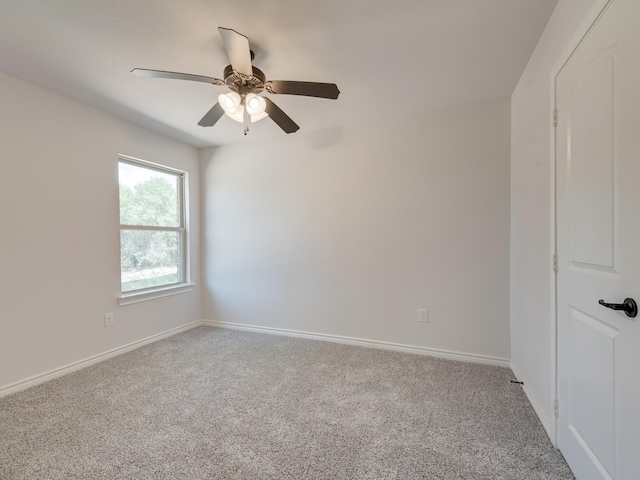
[0,326,573,479]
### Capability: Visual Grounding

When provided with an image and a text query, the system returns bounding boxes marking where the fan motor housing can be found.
[224,65,266,89]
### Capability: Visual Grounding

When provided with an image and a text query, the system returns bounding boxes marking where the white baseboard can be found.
[1,319,513,399]
[0,321,202,398]
[201,319,511,368]
[510,361,554,443]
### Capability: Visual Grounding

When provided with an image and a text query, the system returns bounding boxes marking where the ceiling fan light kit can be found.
[132,27,340,136]
[219,92,267,122]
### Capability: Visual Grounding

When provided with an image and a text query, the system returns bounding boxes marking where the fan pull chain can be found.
[243,107,250,135]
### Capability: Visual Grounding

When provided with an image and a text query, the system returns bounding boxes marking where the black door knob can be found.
[598,298,637,318]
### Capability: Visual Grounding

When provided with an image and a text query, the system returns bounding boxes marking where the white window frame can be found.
[117,155,193,306]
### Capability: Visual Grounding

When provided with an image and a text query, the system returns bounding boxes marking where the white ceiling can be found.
[0,0,557,148]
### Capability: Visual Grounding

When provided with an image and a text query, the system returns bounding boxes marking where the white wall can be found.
[201,98,511,361]
[0,72,201,391]
[510,0,597,436]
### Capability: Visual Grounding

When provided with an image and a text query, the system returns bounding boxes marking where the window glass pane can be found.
[119,162,180,227]
[120,229,181,292]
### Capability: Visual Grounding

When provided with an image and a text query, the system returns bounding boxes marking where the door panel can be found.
[569,307,618,475]
[569,54,615,270]
[556,0,640,479]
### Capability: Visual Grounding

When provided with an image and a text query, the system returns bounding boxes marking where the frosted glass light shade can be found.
[245,93,266,116]
[219,92,241,115]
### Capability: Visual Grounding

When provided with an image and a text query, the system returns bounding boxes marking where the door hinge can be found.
[553,254,558,273]
[553,109,558,127]
[554,399,559,418]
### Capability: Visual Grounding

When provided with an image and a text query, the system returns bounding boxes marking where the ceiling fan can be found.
[132,27,340,135]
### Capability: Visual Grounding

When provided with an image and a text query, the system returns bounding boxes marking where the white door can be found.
[556,0,640,478]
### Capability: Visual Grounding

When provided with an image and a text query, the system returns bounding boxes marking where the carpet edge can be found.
[0,320,202,398]
[202,319,511,368]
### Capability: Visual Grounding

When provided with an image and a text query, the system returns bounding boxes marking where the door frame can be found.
[549,0,613,448]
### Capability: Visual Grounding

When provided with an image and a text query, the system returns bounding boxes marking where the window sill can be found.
[118,283,195,306]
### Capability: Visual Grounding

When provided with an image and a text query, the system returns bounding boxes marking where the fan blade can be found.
[218,27,253,78]
[198,103,225,127]
[264,97,299,134]
[131,68,225,86]
[264,81,340,99]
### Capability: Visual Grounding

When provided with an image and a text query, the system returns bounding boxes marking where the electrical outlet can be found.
[104,312,114,327]
[418,309,428,323]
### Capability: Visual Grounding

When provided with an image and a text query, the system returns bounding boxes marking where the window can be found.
[118,157,187,295]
